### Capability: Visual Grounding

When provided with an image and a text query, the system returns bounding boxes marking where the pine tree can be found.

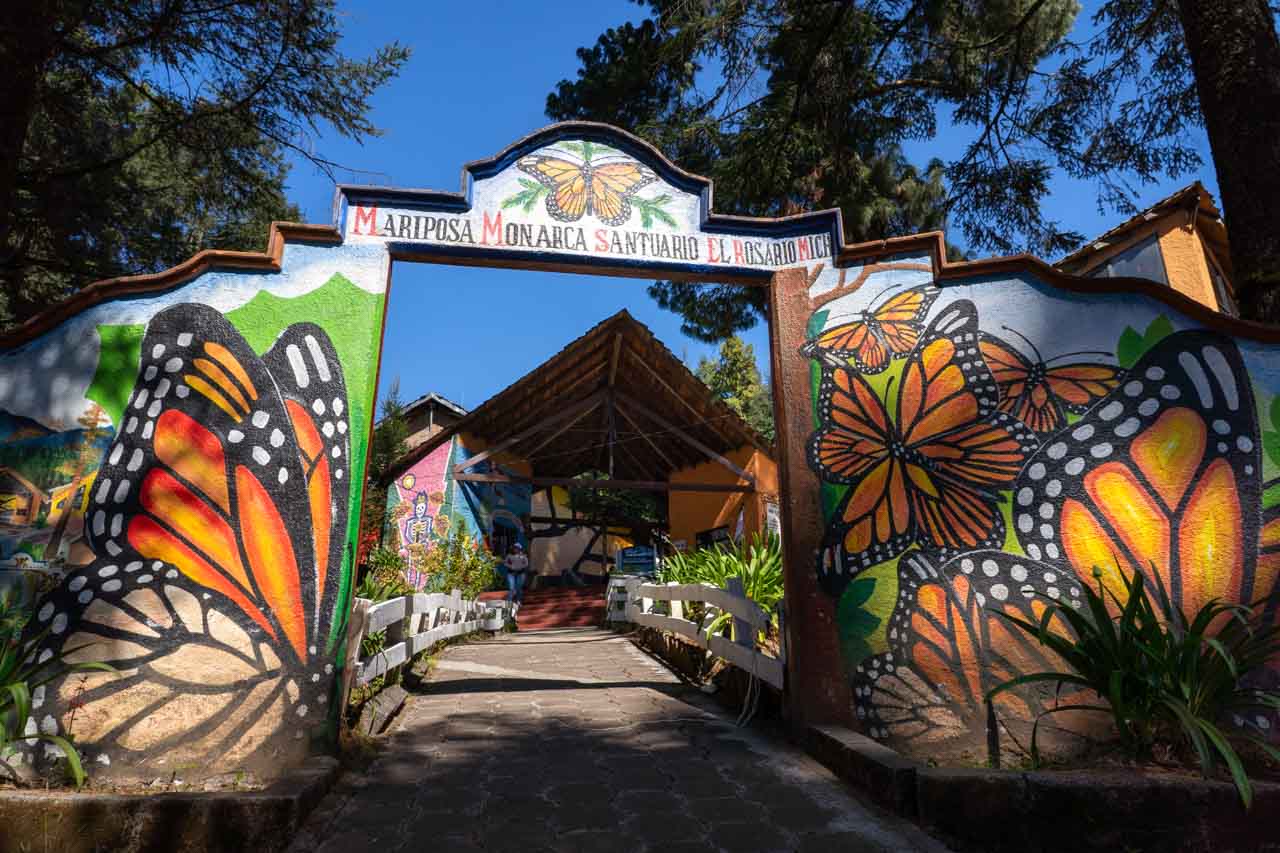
[551,1,1280,325]
[696,337,774,443]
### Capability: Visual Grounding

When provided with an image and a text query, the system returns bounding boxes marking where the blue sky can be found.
[282,1,1218,415]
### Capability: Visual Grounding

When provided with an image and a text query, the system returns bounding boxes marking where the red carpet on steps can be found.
[478,585,606,630]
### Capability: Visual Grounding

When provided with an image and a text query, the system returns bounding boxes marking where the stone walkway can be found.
[288,628,949,853]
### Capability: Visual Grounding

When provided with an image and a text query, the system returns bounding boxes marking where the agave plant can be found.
[0,584,114,786]
[987,563,1280,808]
[657,534,783,642]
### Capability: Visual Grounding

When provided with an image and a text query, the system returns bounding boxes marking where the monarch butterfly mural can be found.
[802,285,939,374]
[809,301,1038,595]
[978,328,1124,435]
[20,303,351,774]
[517,150,658,227]
[807,282,1280,757]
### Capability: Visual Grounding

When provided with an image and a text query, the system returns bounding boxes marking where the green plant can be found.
[656,533,784,641]
[987,564,1280,808]
[0,584,114,786]
[419,518,499,600]
[356,547,414,602]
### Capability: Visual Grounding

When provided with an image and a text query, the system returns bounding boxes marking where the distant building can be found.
[1056,182,1236,315]
[0,468,45,526]
[398,392,467,451]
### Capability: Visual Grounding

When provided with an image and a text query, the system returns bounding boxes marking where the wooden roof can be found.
[385,310,770,484]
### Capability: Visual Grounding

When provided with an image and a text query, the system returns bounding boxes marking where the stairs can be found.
[479,584,606,630]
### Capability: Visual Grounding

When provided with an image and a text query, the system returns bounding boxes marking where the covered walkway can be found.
[289,629,947,853]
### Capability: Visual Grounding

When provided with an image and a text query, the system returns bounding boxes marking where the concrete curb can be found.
[0,756,340,853]
[801,724,1280,853]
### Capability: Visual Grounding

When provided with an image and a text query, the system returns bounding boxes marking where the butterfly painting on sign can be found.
[19,303,352,776]
[504,141,678,230]
[804,272,1280,761]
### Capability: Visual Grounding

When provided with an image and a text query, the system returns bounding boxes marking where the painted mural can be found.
[386,436,531,589]
[803,255,1280,759]
[1,239,389,780]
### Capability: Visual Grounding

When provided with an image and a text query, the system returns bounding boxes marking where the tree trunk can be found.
[1175,0,1280,322]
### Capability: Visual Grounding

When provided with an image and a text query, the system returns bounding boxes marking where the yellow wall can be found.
[667,445,779,549]
[1075,215,1223,311]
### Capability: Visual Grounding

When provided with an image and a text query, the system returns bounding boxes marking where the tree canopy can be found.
[0,0,409,330]
[549,0,1280,328]
[695,336,775,443]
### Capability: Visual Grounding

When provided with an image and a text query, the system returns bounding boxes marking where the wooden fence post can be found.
[339,598,370,724]
[725,577,754,649]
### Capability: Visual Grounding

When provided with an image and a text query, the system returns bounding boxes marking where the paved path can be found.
[288,628,948,853]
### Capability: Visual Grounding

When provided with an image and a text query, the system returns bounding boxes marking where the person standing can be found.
[504,543,530,611]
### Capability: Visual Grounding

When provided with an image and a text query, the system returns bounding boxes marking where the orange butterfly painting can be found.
[808,301,1038,594]
[978,328,1123,434]
[801,285,939,373]
[21,304,350,775]
[517,146,658,227]
[854,550,1097,749]
[853,328,1280,751]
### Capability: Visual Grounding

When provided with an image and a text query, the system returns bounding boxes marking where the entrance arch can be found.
[3,120,1278,779]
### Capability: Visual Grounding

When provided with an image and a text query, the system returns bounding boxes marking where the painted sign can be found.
[339,130,838,278]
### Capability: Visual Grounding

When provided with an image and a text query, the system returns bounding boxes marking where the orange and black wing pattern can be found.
[978,333,1122,435]
[23,303,350,770]
[896,303,1037,556]
[518,155,590,222]
[809,301,1036,595]
[1008,330,1277,618]
[589,161,657,226]
[802,286,939,374]
[854,551,1097,747]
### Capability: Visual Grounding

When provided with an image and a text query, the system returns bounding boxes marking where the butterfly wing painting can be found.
[811,301,1037,595]
[588,161,657,226]
[853,550,1101,751]
[802,286,939,373]
[518,155,591,223]
[517,153,657,226]
[978,333,1123,435]
[1009,330,1279,617]
[21,304,350,776]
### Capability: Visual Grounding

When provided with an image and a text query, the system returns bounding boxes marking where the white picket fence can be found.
[340,590,509,700]
[607,575,786,690]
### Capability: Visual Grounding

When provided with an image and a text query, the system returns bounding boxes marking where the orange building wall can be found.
[667,445,779,548]
[1075,215,1223,311]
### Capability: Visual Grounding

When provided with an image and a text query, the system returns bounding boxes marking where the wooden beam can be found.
[453,390,605,475]
[453,473,753,493]
[614,389,756,485]
[517,396,603,461]
[622,343,708,429]
[613,396,681,473]
[607,332,623,387]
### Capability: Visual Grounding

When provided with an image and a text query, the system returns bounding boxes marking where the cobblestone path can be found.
[288,628,948,853]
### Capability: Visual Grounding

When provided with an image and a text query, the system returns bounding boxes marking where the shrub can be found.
[1,583,113,786]
[987,564,1280,808]
[355,547,415,602]
[418,518,499,600]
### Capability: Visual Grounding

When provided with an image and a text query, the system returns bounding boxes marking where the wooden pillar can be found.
[768,267,854,727]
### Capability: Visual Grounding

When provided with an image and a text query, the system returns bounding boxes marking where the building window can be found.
[1089,234,1169,286]
[1204,249,1238,316]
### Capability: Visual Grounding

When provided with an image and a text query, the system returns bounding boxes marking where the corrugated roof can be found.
[400,391,467,420]
[1055,181,1229,273]
[384,310,770,483]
